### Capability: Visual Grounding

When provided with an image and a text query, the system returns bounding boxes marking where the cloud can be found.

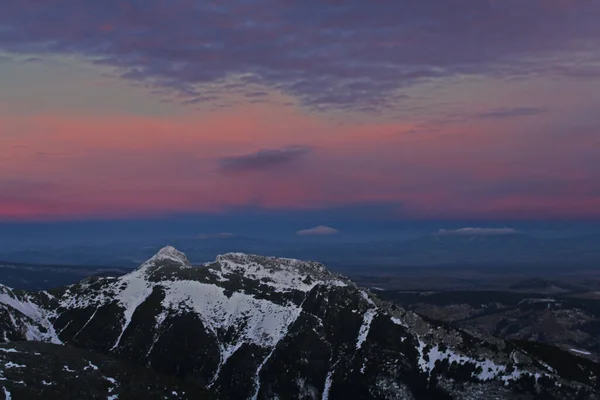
[219,145,311,173]
[296,225,340,236]
[437,227,519,236]
[475,106,548,119]
[0,1,598,111]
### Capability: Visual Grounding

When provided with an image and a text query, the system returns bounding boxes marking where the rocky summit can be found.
[1,247,599,399]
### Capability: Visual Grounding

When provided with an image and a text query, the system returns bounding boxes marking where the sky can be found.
[1,0,600,242]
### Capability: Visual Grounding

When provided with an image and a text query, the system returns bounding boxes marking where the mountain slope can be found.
[1,246,599,399]
[0,285,60,344]
[0,341,214,399]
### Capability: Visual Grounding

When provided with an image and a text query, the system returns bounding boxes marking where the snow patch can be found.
[249,296,310,399]
[570,348,592,355]
[84,361,99,371]
[250,347,276,400]
[63,365,75,373]
[322,369,334,400]
[356,309,377,350]
[162,280,306,349]
[360,361,367,374]
[0,286,61,344]
[105,377,118,385]
[361,291,376,307]
[0,348,18,354]
[2,362,25,369]
[416,340,542,384]
[109,269,154,351]
[390,317,408,329]
[73,307,100,339]
[105,376,119,395]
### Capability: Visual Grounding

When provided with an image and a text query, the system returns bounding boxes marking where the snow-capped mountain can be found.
[1,246,599,399]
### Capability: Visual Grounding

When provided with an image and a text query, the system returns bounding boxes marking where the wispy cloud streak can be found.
[219,145,312,173]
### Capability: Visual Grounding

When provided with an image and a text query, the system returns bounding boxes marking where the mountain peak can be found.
[140,245,191,268]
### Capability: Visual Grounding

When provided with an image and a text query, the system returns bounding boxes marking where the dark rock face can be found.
[379,288,600,364]
[1,246,600,399]
[0,341,214,399]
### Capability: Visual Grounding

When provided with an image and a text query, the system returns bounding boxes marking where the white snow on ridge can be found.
[219,258,314,292]
[216,254,347,293]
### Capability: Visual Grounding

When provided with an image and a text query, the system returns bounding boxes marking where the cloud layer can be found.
[1,0,599,111]
[475,107,549,119]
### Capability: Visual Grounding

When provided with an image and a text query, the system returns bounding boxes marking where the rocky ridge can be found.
[1,246,599,399]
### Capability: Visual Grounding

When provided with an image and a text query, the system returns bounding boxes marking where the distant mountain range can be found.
[1,247,599,399]
[2,232,599,270]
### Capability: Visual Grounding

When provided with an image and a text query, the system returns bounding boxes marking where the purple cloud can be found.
[0,1,599,111]
[475,106,548,119]
[219,145,312,173]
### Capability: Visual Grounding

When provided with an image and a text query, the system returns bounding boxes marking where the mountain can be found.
[287,233,558,268]
[3,232,600,271]
[0,236,298,267]
[252,232,600,269]
[1,246,599,399]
